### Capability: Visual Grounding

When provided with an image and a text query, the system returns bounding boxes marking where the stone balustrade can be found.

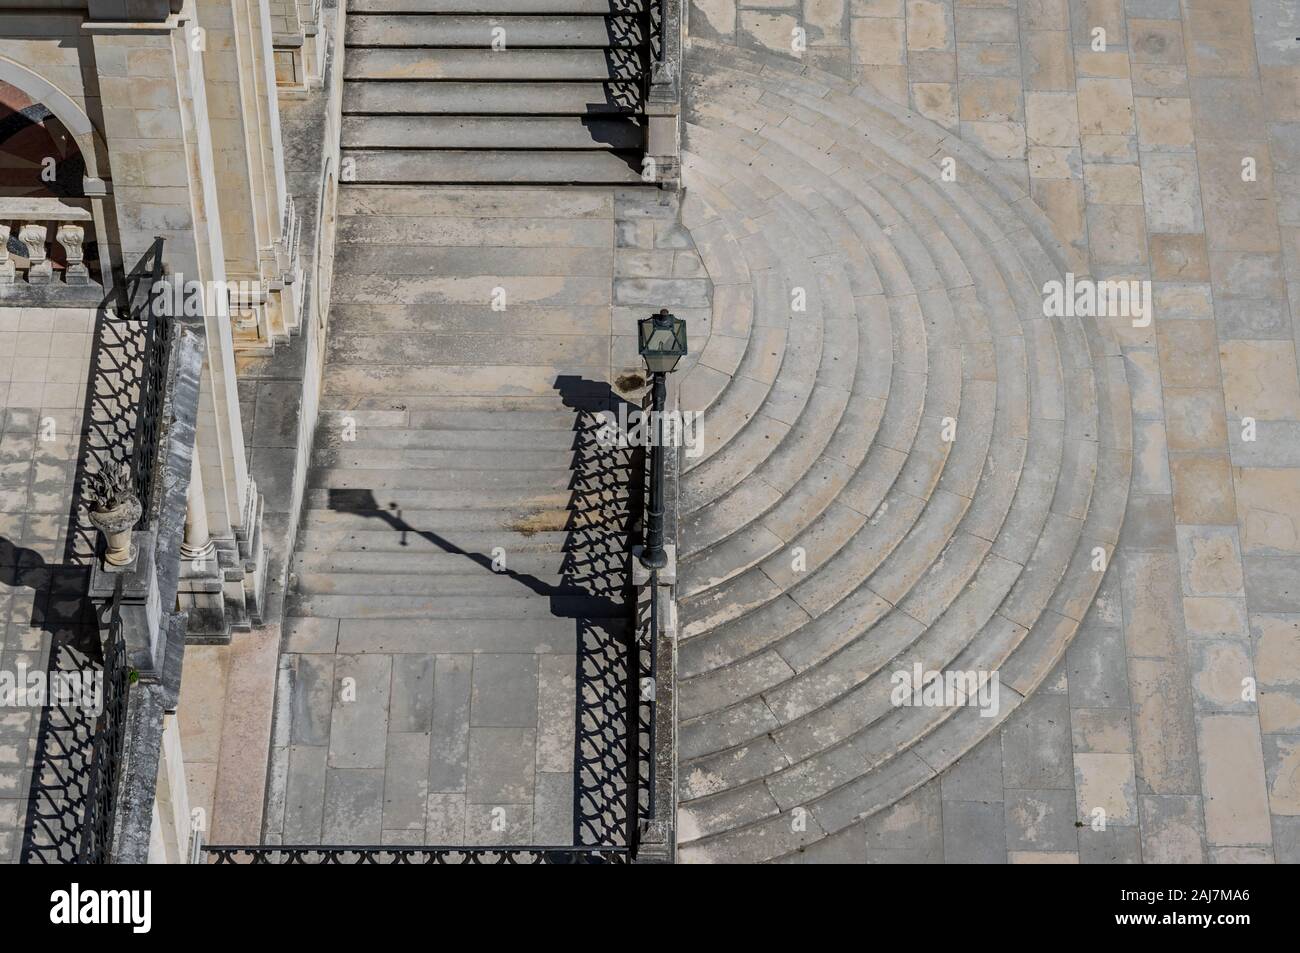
[0,197,96,287]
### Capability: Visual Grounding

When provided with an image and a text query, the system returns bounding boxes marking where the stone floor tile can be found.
[1163,387,1226,451]
[958,76,1024,122]
[464,802,534,845]
[322,768,385,844]
[425,792,467,846]
[327,653,391,770]
[1176,524,1245,597]
[864,782,944,862]
[429,654,472,793]
[1072,707,1133,752]
[1129,18,1185,66]
[941,799,1006,863]
[1075,752,1138,826]
[1132,419,1171,493]
[290,653,334,747]
[1198,713,1273,845]
[906,0,952,51]
[1130,657,1201,793]
[1009,850,1079,862]
[940,731,1004,801]
[1219,341,1300,421]
[1068,623,1131,707]
[383,732,431,831]
[1022,30,1075,91]
[389,654,436,734]
[1261,733,1300,816]
[1141,153,1204,233]
[281,745,328,844]
[1188,639,1256,713]
[1119,550,1184,658]
[1086,205,1147,265]
[1169,454,1237,525]
[1235,468,1300,556]
[1183,596,1250,640]
[1005,788,1080,851]
[470,653,539,727]
[1244,556,1300,611]
[1000,692,1074,789]
[1252,614,1300,733]
[467,726,536,804]
[1078,824,1142,862]
[532,771,576,845]
[1140,794,1206,862]
[1273,815,1300,862]
[1077,78,1135,137]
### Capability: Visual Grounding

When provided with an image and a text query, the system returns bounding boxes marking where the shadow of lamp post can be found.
[636,308,687,571]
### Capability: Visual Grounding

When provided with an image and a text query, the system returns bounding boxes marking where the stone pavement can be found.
[0,306,95,863]
[671,0,1300,862]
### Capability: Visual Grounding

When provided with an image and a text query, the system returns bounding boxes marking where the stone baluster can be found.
[56,223,89,284]
[0,224,12,283]
[19,222,51,283]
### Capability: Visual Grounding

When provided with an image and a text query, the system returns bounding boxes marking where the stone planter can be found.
[88,496,143,567]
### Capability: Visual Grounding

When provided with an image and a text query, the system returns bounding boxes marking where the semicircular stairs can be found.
[671,42,1133,864]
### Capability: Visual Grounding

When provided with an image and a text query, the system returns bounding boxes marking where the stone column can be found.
[181,452,217,563]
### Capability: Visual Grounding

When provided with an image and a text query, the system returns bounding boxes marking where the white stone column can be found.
[181,451,217,563]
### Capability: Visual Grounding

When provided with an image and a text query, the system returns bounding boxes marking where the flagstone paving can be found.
[672,0,1300,863]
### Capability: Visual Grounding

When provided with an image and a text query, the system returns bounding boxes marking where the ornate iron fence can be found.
[122,237,170,519]
[21,239,170,864]
[203,846,629,864]
[77,576,131,863]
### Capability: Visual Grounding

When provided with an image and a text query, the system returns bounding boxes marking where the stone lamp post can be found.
[85,460,143,567]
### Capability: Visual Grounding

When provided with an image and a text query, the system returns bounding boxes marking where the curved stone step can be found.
[673,41,1131,862]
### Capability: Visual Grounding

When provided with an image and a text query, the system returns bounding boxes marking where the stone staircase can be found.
[671,44,1133,862]
[343,0,651,184]
[274,186,640,847]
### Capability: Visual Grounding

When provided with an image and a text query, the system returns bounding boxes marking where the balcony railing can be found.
[21,239,183,865]
[77,576,131,864]
[0,197,101,302]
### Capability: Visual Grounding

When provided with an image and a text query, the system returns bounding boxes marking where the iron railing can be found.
[20,239,171,864]
[123,238,171,519]
[77,576,131,863]
[202,846,629,864]
[199,393,658,866]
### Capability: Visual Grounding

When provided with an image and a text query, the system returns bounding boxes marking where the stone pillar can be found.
[181,452,216,563]
[645,0,683,191]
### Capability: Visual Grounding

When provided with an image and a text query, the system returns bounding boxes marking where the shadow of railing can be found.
[321,374,643,849]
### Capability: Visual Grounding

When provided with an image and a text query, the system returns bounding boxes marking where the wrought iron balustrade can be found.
[202,846,629,864]
[77,576,131,864]
[21,238,174,864]
[123,238,172,520]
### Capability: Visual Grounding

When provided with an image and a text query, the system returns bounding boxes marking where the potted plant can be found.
[85,460,142,567]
